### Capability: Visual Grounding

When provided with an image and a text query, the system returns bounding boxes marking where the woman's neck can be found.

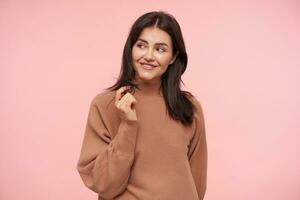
[132,78,163,97]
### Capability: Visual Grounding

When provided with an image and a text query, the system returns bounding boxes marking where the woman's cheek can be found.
[158,55,172,65]
[133,49,145,59]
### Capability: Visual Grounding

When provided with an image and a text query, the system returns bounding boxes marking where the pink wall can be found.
[1,1,299,200]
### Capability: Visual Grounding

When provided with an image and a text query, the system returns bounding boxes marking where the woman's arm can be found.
[76,96,138,199]
[188,98,208,200]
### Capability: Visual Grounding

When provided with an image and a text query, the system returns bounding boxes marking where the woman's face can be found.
[131,26,178,84]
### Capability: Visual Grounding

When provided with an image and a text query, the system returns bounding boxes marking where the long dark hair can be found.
[105,10,196,127]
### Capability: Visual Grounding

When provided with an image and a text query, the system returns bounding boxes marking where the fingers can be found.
[115,91,136,111]
[115,86,136,108]
[119,93,131,108]
[115,86,130,102]
[114,86,138,121]
[124,94,136,109]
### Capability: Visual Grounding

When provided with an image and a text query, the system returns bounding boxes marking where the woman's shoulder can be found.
[90,89,116,108]
[183,91,201,108]
[186,93,204,117]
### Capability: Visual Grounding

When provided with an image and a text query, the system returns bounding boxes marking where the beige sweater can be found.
[76,87,207,200]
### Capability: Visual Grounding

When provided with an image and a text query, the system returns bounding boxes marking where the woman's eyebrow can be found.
[137,38,169,47]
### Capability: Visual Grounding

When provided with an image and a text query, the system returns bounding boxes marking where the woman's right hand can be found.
[115,86,138,121]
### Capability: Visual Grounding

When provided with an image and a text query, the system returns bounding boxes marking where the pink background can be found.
[1,1,299,200]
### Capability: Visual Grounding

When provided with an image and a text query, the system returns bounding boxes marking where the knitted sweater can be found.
[76,85,207,200]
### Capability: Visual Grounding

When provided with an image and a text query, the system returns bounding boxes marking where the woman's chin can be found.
[136,72,154,80]
[137,75,157,82]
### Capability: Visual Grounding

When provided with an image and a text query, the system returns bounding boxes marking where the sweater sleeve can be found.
[76,97,139,199]
[188,99,208,200]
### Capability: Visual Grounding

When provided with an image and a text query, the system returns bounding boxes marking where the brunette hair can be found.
[105,10,197,126]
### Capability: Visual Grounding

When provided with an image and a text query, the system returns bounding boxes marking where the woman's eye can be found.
[157,47,166,53]
[137,43,146,48]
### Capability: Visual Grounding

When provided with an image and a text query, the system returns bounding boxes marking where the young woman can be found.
[77,11,207,200]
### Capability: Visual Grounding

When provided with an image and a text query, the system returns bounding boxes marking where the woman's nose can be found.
[144,48,154,61]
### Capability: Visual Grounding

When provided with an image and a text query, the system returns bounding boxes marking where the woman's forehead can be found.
[138,26,172,45]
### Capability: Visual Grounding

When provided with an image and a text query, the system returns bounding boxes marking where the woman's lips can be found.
[140,63,158,70]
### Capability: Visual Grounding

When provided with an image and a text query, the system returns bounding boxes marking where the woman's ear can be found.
[169,51,179,65]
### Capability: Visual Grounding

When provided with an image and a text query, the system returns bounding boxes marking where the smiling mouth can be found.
[140,63,158,70]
